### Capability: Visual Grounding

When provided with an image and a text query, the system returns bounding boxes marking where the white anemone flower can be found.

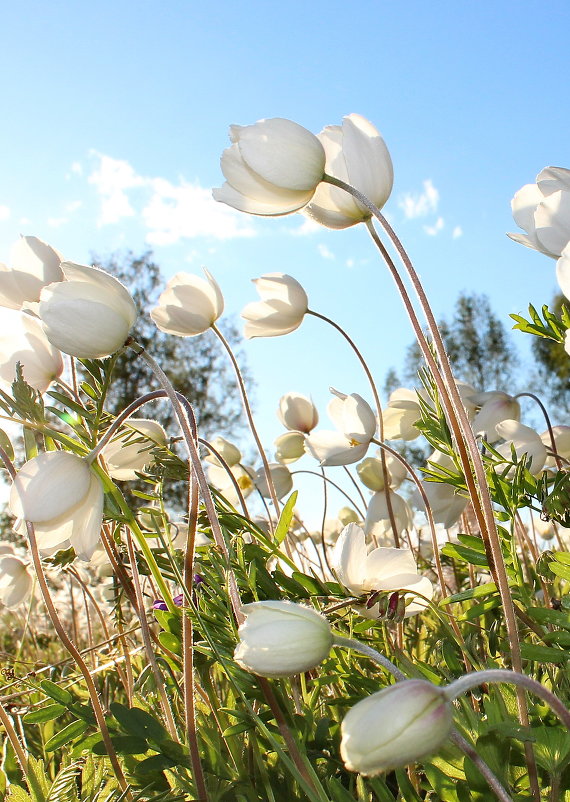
[305,389,376,467]
[470,391,520,443]
[331,523,433,618]
[540,425,570,467]
[493,420,547,476]
[274,431,306,464]
[102,419,167,481]
[0,554,34,609]
[364,490,414,544]
[241,274,308,339]
[253,464,293,500]
[508,166,570,258]
[39,262,137,359]
[151,269,224,336]
[207,462,256,507]
[419,450,468,529]
[356,451,407,492]
[213,118,326,216]
[0,308,63,393]
[304,114,393,229]
[277,392,319,433]
[204,436,242,468]
[0,236,64,311]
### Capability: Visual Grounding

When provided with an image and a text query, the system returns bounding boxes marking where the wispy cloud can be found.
[398,179,439,219]
[452,225,463,239]
[423,216,444,236]
[87,152,255,242]
[318,243,335,260]
[291,217,320,236]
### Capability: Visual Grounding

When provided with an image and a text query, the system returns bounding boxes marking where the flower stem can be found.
[332,634,406,680]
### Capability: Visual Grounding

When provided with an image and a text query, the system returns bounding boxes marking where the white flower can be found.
[0,236,63,311]
[556,242,570,304]
[340,680,452,775]
[508,167,570,257]
[420,450,467,529]
[39,262,136,359]
[470,391,520,443]
[304,114,393,229]
[234,600,333,677]
[102,419,167,481]
[213,118,326,216]
[277,392,319,433]
[9,451,104,561]
[356,452,407,491]
[242,274,308,339]
[207,462,255,507]
[364,490,414,544]
[382,387,425,441]
[0,554,33,609]
[274,431,306,464]
[204,436,242,468]
[332,523,433,617]
[305,389,376,466]
[337,507,360,526]
[540,425,570,467]
[253,464,293,500]
[493,420,547,476]
[150,269,224,336]
[0,309,63,393]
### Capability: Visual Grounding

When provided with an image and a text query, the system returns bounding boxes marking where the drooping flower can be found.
[253,463,293,500]
[102,419,167,481]
[540,425,570,467]
[39,262,136,359]
[9,451,104,561]
[304,114,393,229]
[0,309,63,393]
[508,167,570,257]
[419,450,468,529]
[150,269,224,336]
[203,436,242,468]
[274,431,306,464]
[470,391,520,443]
[356,451,407,492]
[0,554,34,609]
[340,680,453,775]
[234,600,333,677]
[0,236,63,311]
[331,523,433,617]
[241,274,308,338]
[207,462,256,507]
[213,118,326,216]
[277,391,319,433]
[493,419,547,476]
[364,490,414,543]
[305,389,376,466]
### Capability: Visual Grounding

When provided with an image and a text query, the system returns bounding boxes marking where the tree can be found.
[91,251,250,440]
[396,292,520,391]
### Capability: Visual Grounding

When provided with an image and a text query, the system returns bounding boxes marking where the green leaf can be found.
[44,720,89,752]
[158,632,182,654]
[273,490,298,546]
[109,703,169,744]
[23,704,66,723]
[92,736,149,756]
[525,606,570,630]
[520,643,568,663]
[0,428,14,461]
[441,581,498,605]
[39,680,73,705]
[442,543,489,567]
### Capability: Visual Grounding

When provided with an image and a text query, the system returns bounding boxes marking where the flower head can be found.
[102,419,167,481]
[151,269,224,336]
[234,600,333,677]
[0,309,63,393]
[242,274,308,338]
[305,389,376,466]
[277,391,319,433]
[213,118,326,216]
[304,114,393,229]
[0,554,33,609]
[0,236,63,311]
[340,680,453,775]
[39,262,136,359]
[508,166,570,257]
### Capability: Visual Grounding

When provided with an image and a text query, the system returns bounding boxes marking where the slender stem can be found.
[449,731,513,802]
[211,324,281,523]
[515,392,562,470]
[332,634,406,680]
[199,437,251,517]
[445,669,570,729]
[291,470,366,518]
[307,309,400,546]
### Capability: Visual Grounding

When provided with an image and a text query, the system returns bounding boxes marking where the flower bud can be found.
[213,118,326,216]
[277,392,319,433]
[204,436,242,468]
[0,554,33,609]
[338,507,360,526]
[253,464,293,500]
[234,600,333,677]
[340,680,453,775]
[102,418,167,481]
[274,431,305,464]
[39,262,136,359]
[242,274,308,338]
[150,269,224,336]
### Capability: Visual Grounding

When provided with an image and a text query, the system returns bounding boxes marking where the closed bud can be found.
[234,600,333,677]
[242,274,308,339]
[341,680,453,775]
[254,463,293,500]
[277,392,319,433]
[151,269,224,336]
[274,431,305,464]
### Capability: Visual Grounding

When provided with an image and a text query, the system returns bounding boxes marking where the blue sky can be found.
[2,0,570,520]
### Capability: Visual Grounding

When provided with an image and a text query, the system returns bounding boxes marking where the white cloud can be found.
[0,206,10,221]
[71,161,83,176]
[423,216,445,236]
[346,258,355,268]
[398,179,439,219]
[66,200,82,213]
[318,243,335,260]
[87,152,256,241]
[452,225,463,239]
[291,217,320,236]
[47,217,69,228]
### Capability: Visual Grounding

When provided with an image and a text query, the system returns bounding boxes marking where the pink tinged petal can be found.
[235,118,325,191]
[331,523,368,594]
[9,452,92,523]
[537,166,570,195]
[535,191,570,256]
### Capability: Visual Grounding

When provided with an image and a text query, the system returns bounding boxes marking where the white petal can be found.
[9,452,92,523]
[330,523,368,594]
